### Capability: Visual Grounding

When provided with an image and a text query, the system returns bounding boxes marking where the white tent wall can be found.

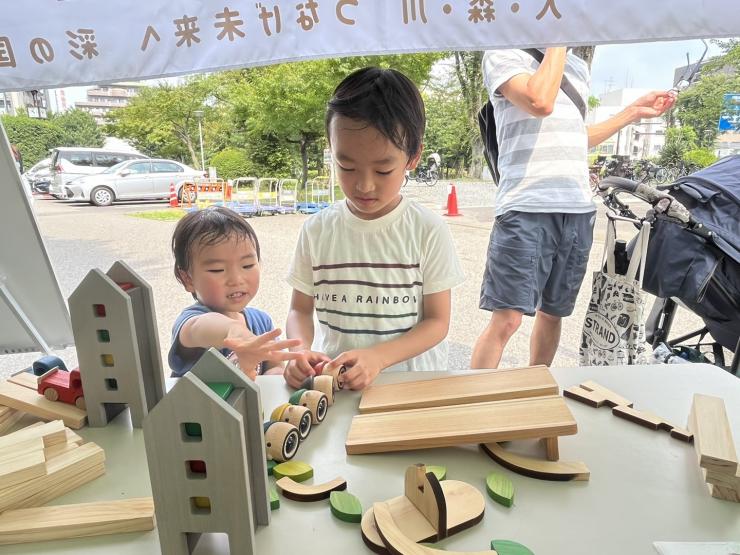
[1,0,739,92]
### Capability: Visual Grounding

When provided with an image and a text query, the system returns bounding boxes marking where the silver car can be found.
[66,159,205,206]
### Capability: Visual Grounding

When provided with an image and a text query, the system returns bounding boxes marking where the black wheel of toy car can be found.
[90,186,115,207]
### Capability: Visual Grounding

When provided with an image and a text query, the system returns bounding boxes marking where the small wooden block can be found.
[0,381,86,429]
[426,465,447,482]
[272,460,313,482]
[486,472,514,508]
[276,476,347,501]
[579,381,633,408]
[0,443,106,513]
[688,394,738,474]
[0,420,66,450]
[405,465,447,539]
[330,491,363,523]
[542,437,559,461]
[709,482,739,503]
[0,409,25,436]
[481,443,590,482]
[704,468,740,491]
[562,385,607,408]
[491,539,535,555]
[269,486,280,510]
[0,450,46,490]
[0,437,44,465]
[7,371,40,391]
[0,497,154,545]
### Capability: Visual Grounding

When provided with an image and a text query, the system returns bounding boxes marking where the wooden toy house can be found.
[69,260,166,427]
[143,348,269,555]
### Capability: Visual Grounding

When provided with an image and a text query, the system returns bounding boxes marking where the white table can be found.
[1,363,738,555]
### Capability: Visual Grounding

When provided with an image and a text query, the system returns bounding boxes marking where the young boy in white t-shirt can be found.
[284,67,465,390]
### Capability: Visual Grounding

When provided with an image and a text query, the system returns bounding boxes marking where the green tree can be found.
[452,52,486,177]
[209,148,253,180]
[50,109,104,148]
[659,126,698,166]
[225,54,442,186]
[588,95,601,110]
[106,77,216,168]
[1,114,63,167]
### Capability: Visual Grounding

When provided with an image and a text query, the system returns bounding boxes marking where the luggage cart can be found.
[256,178,281,216]
[277,178,298,214]
[229,177,259,217]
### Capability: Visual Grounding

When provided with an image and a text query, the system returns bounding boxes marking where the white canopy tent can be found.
[1,0,738,92]
[0,0,737,354]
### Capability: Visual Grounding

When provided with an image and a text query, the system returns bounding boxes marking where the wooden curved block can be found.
[481,443,590,482]
[275,476,347,501]
[373,502,497,555]
[361,480,485,553]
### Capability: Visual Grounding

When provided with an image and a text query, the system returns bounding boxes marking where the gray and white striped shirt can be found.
[482,49,595,217]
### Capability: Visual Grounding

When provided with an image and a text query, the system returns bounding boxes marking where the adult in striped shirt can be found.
[472,47,675,369]
[285,67,465,390]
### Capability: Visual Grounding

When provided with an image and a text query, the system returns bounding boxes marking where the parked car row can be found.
[26,147,206,207]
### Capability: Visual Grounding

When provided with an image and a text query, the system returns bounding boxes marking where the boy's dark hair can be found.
[326,67,425,159]
[172,206,261,287]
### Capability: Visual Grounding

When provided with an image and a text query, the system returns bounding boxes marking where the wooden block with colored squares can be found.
[143,348,270,555]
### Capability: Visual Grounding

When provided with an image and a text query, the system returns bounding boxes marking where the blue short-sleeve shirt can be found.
[168,303,274,377]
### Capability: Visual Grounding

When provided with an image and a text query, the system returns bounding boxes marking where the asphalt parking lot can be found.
[0,181,710,379]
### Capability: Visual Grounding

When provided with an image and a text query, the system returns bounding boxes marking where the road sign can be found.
[718,93,740,132]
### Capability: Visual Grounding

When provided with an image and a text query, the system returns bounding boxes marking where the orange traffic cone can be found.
[444,184,461,217]
[169,182,179,208]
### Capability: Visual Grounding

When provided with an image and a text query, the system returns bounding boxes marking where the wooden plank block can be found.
[0,381,86,429]
[612,405,694,442]
[0,437,44,464]
[704,468,740,491]
[480,442,590,482]
[563,385,605,407]
[0,450,46,490]
[710,484,739,502]
[0,409,25,436]
[7,371,40,391]
[358,366,559,414]
[346,396,577,455]
[0,443,105,513]
[688,394,738,475]
[0,497,154,545]
[44,441,81,460]
[0,420,66,450]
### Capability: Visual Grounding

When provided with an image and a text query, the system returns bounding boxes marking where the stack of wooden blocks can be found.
[346,366,577,458]
[688,394,740,503]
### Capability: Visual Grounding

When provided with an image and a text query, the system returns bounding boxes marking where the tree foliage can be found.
[50,109,104,148]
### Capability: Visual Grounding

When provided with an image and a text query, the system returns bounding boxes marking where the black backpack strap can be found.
[523,48,586,120]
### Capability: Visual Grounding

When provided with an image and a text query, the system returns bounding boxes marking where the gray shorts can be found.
[480,211,596,317]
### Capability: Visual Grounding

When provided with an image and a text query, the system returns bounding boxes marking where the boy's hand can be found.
[324,349,385,390]
[284,350,331,388]
[223,328,302,379]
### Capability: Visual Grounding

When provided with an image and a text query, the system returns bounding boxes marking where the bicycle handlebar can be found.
[598,176,692,225]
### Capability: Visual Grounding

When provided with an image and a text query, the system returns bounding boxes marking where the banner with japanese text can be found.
[0,0,738,92]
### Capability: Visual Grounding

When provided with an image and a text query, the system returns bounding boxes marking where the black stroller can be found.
[597,155,740,375]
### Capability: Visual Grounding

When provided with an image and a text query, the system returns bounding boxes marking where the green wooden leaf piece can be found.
[289,389,307,405]
[425,465,447,481]
[486,472,514,507]
[329,491,362,523]
[266,459,278,476]
[491,539,534,555]
[273,460,314,482]
[205,382,234,400]
[270,486,280,510]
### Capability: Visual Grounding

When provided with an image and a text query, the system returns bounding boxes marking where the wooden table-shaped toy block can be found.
[0,497,154,546]
[358,366,559,414]
[346,396,577,455]
[361,464,486,554]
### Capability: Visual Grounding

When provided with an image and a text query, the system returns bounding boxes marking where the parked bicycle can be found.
[413,166,439,186]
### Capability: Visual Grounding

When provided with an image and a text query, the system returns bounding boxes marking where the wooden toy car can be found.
[37,368,86,409]
[263,421,300,462]
[289,389,328,425]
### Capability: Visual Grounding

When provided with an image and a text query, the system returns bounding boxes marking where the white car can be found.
[65,159,206,206]
[49,147,147,198]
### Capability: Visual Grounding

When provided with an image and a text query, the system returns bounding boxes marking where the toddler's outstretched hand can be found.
[224,328,301,380]
[284,350,331,388]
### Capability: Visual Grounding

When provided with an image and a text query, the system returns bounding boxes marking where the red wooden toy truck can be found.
[37,368,86,410]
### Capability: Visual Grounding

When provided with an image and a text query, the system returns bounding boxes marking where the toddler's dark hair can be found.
[326,67,425,159]
[172,206,261,288]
